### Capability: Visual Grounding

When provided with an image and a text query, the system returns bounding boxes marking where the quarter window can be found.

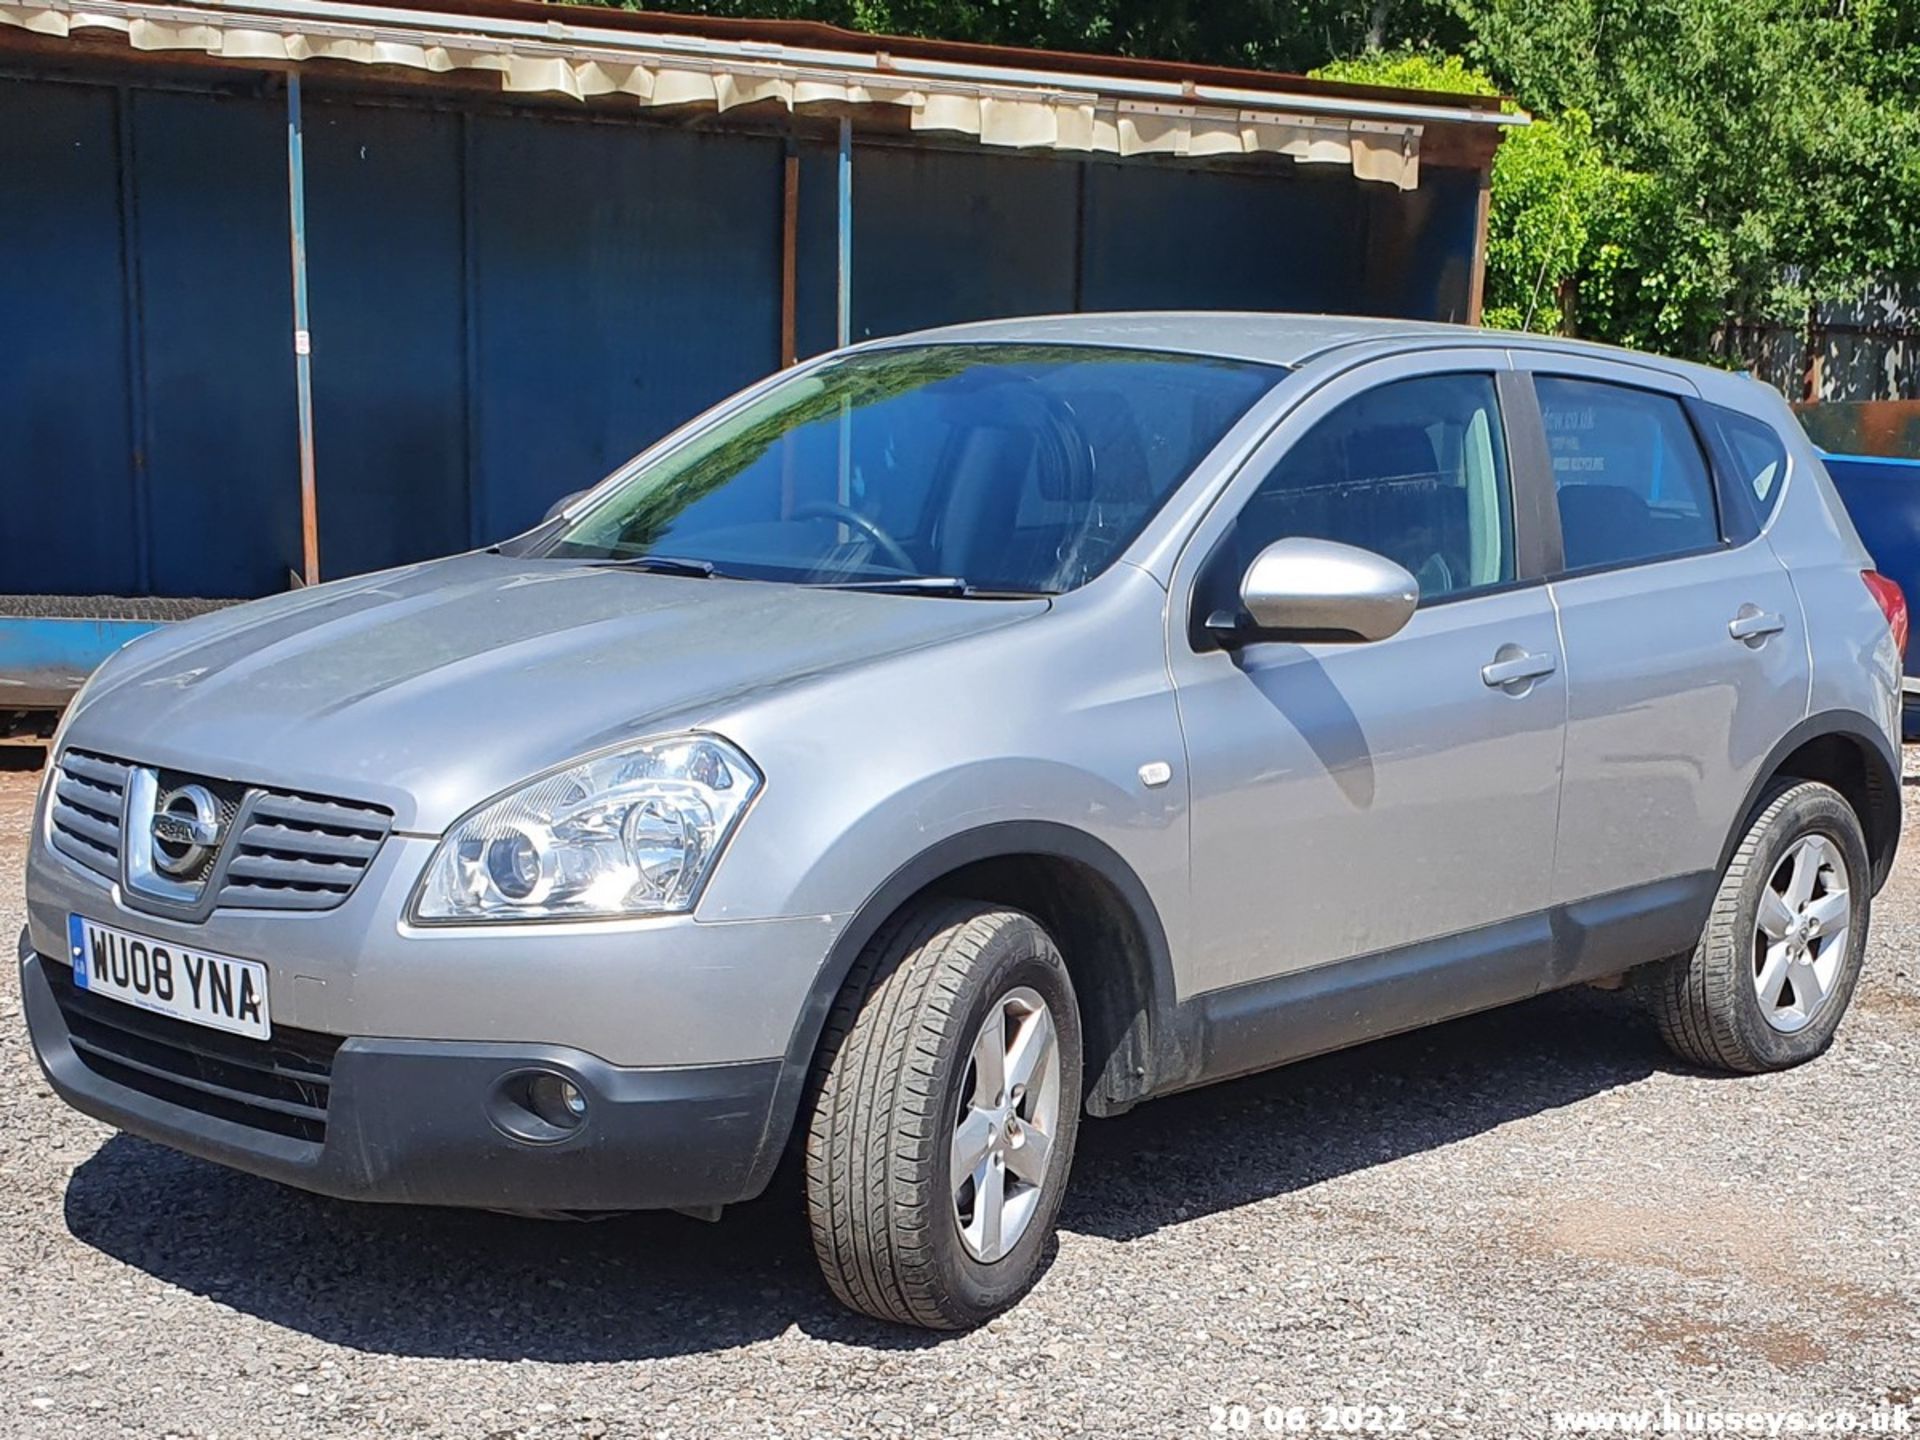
[1220,373,1515,606]
[1536,377,1720,571]
[1702,403,1791,532]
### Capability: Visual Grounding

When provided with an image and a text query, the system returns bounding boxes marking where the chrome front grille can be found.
[218,791,392,911]
[48,750,131,880]
[48,749,393,915]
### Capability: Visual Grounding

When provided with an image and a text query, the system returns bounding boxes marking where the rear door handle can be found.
[1728,608,1786,644]
[1482,649,1557,688]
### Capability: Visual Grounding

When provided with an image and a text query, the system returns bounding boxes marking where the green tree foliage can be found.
[1326,2,1920,358]
[1458,0,1920,351]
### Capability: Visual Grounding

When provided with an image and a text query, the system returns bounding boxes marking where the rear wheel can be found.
[803,899,1082,1329]
[1646,779,1871,1072]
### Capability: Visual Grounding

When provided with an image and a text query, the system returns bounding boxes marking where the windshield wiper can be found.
[825,577,1056,599]
[585,554,719,579]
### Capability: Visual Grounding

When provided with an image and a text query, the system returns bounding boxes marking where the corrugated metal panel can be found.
[1080,160,1368,313]
[304,98,469,575]
[842,145,1081,344]
[1797,401,1920,460]
[0,79,141,595]
[465,113,784,541]
[133,88,302,598]
[792,140,839,361]
[0,77,301,600]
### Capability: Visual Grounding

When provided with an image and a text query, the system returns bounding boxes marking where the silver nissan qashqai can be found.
[22,314,1905,1329]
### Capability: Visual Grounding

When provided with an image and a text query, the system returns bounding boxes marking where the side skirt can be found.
[1165,872,1714,1094]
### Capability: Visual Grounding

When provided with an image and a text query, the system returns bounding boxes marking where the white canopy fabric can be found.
[0,0,1469,188]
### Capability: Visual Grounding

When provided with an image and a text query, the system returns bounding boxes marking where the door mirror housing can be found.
[1214,537,1419,645]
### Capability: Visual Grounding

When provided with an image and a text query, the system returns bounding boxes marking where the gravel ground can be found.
[2,750,1917,1439]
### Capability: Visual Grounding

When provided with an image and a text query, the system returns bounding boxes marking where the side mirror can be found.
[542,489,589,524]
[1215,537,1419,645]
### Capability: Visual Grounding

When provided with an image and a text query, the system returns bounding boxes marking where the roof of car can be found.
[880,311,1701,376]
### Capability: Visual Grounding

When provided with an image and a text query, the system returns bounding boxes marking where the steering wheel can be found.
[792,500,918,574]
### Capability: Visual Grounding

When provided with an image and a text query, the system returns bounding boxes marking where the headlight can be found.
[412,734,761,923]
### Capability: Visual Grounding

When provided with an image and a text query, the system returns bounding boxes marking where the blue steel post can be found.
[835,117,853,510]
[836,117,852,348]
[286,72,320,584]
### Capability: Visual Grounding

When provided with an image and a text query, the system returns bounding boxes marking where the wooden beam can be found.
[780,143,799,367]
[1466,165,1492,326]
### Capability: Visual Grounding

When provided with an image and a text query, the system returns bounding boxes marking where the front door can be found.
[1170,358,1567,999]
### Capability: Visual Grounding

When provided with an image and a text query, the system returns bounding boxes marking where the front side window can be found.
[1537,376,1721,571]
[537,344,1281,595]
[1214,372,1516,609]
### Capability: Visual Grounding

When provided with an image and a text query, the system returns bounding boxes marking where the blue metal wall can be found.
[1,69,1482,607]
[135,89,302,598]
[844,144,1081,343]
[1,75,784,596]
[303,99,469,578]
[462,112,783,543]
[1081,159,1368,312]
[0,80,299,598]
[0,78,139,597]
[797,140,1475,359]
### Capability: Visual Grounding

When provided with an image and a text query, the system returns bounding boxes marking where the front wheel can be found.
[1645,779,1871,1073]
[803,899,1082,1329]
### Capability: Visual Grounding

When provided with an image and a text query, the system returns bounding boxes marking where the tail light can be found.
[1863,570,1909,659]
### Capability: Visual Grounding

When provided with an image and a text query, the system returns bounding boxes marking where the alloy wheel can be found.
[1753,833,1851,1035]
[950,985,1062,1263]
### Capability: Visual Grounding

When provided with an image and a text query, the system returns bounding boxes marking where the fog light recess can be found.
[490,1068,591,1145]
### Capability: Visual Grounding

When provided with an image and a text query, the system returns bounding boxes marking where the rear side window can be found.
[1537,377,1721,572]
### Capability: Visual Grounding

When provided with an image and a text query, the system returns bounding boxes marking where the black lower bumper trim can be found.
[21,940,784,1211]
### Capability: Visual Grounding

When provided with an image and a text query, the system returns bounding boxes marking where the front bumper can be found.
[25,822,843,1068]
[21,939,785,1211]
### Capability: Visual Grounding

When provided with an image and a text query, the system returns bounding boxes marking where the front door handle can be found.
[1728,607,1786,645]
[1482,647,1557,689]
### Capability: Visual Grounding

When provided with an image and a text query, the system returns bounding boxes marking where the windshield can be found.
[534,343,1282,594]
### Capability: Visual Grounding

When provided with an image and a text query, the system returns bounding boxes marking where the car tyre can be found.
[803,899,1082,1329]
[1645,779,1871,1073]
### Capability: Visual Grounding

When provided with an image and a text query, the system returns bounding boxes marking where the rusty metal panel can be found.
[1795,401,1920,460]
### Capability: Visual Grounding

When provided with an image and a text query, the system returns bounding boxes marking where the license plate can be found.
[67,914,271,1040]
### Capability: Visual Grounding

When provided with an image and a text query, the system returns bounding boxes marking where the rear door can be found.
[1516,355,1810,919]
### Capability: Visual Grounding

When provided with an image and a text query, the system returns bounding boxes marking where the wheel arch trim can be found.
[741,821,1182,1197]
[1724,710,1901,893]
